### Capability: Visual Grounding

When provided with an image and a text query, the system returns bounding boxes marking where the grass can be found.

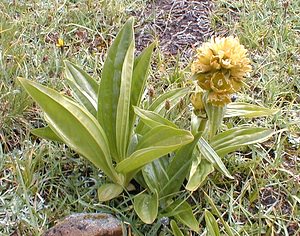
[0,0,299,235]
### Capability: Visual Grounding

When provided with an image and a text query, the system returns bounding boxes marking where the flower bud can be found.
[190,92,204,111]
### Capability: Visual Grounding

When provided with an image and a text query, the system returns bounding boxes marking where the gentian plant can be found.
[18,18,280,234]
[18,18,194,202]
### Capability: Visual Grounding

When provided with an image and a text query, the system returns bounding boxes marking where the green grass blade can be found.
[204,192,235,236]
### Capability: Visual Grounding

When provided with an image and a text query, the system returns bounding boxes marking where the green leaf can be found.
[134,191,158,224]
[98,183,123,202]
[65,79,97,116]
[170,220,184,236]
[204,101,225,139]
[205,209,220,236]
[191,112,201,135]
[142,156,169,193]
[134,106,178,130]
[97,17,134,160]
[116,125,194,174]
[64,60,98,110]
[197,137,233,179]
[159,133,201,197]
[116,40,134,159]
[211,127,275,157]
[186,158,214,192]
[64,60,98,95]
[129,43,155,134]
[204,192,235,236]
[31,126,62,142]
[136,87,189,133]
[166,200,199,232]
[225,102,279,118]
[149,87,189,114]
[18,77,120,184]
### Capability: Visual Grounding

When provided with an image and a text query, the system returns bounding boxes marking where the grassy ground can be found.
[0,0,299,235]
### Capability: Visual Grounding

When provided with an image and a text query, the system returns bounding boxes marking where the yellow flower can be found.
[56,38,64,47]
[207,92,231,107]
[191,36,252,106]
[190,92,204,111]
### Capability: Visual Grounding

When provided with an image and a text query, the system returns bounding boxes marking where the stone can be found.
[43,213,123,236]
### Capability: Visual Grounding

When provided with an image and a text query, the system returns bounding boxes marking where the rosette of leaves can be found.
[17,18,194,202]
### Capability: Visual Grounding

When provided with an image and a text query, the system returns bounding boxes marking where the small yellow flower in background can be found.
[191,36,252,106]
[56,38,64,48]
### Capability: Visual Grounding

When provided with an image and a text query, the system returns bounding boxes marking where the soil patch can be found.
[135,0,214,56]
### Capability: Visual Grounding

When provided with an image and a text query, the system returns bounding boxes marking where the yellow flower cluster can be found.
[191,36,252,106]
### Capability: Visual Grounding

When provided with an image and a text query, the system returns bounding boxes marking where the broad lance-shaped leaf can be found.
[148,87,190,114]
[134,106,177,130]
[98,183,123,202]
[128,43,155,135]
[164,200,199,232]
[66,79,97,117]
[18,77,120,183]
[134,191,158,224]
[197,137,233,179]
[159,133,201,197]
[135,87,189,133]
[116,125,194,173]
[116,40,134,159]
[205,210,220,236]
[64,60,98,96]
[142,156,169,193]
[205,101,225,139]
[97,17,134,160]
[204,192,235,236]
[210,127,275,157]
[31,126,62,142]
[186,157,214,192]
[187,137,234,191]
[0,142,2,158]
[225,102,279,118]
[170,220,184,236]
[64,60,98,113]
